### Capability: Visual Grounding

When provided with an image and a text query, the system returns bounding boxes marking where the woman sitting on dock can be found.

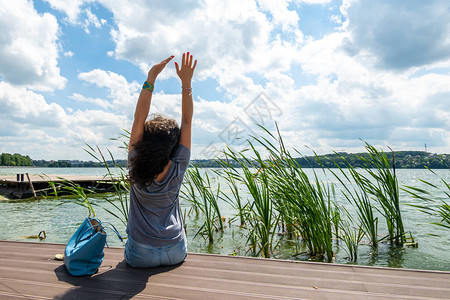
[125,52,197,268]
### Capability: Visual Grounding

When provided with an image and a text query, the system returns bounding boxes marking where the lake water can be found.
[1,166,449,271]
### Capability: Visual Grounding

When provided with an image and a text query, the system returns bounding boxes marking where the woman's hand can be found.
[147,55,175,83]
[175,52,197,87]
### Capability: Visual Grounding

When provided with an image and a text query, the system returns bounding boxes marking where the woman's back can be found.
[127,144,190,247]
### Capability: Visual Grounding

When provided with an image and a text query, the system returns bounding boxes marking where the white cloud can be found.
[0,82,70,159]
[341,0,450,70]
[0,82,66,128]
[83,8,103,33]
[0,0,66,91]
[257,0,299,31]
[279,28,450,153]
[66,109,129,143]
[70,93,111,109]
[43,0,87,23]
[44,0,105,34]
[296,0,333,4]
[101,0,303,80]
[78,69,141,116]
[0,81,129,160]
[85,8,101,28]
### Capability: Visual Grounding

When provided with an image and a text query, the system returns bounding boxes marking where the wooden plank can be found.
[0,241,449,300]
[0,268,432,300]
[2,254,448,297]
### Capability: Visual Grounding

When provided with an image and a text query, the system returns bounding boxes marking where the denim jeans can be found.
[124,235,187,268]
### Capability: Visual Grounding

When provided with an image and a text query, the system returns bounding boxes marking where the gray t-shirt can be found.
[126,144,190,247]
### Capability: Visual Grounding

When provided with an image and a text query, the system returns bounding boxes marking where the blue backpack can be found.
[64,217,122,276]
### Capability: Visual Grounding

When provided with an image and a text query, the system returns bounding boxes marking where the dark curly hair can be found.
[129,114,180,187]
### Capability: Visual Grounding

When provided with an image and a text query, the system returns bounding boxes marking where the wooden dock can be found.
[0,241,449,299]
[0,174,115,199]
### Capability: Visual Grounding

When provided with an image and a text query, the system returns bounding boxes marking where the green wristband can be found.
[143,81,154,92]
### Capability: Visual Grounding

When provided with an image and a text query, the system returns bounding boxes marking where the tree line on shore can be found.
[0,153,32,166]
[1,150,448,169]
[193,150,449,169]
[0,152,125,168]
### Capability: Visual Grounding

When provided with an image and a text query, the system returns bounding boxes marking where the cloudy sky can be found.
[1,0,449,160]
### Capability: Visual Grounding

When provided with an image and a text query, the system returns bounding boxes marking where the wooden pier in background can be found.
[0,174,116,199]
[0,240,449,299]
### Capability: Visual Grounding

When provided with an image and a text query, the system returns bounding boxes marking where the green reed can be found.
[50,178,96,217]
[181,165,223,243]
[225,125,337,261]
[404,168,450,230]
[217,169,247,226]
[218,144,280,258]
[338,209,364,262]
[267,162,336,261]
[330,157,379,248]
[356,143,405,246]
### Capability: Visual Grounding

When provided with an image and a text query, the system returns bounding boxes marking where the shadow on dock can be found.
[54,260,183,299]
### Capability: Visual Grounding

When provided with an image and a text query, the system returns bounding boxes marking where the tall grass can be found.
[217,169,246,226]
[181,165,223,243]
[330,158,379,249]
[50,179,96,217]
[219,144,280,258]
[357,144,405,246]
[267,161,336,261]
[404,168,450,230]
[338,208,364,261]
[217,125,337,261]
[270,128,336,262]
[209,126,414,261]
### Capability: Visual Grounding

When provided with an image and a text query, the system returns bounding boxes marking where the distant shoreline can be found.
[1,151,448,169]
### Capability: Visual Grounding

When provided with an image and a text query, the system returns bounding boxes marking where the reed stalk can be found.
[226,124,336,261]
[219,144,280,258]
[404,168,450,230]
[357,143,405,246]
[329,157,379,248]
[338,209,364,261]
[50,179,96,217]
[182,165,223,243]
[217,169,247,226]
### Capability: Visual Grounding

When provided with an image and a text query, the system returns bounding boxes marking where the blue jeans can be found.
[124,235,187,268]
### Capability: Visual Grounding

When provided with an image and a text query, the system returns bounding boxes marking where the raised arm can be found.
[175,52,197,150]
[129,55,174,152]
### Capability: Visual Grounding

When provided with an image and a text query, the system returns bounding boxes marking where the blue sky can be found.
[0,0,449,160]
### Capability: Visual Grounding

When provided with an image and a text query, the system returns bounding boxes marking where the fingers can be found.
[162,55,174,64]
[182,52,195,68]
[175,52,196,72]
